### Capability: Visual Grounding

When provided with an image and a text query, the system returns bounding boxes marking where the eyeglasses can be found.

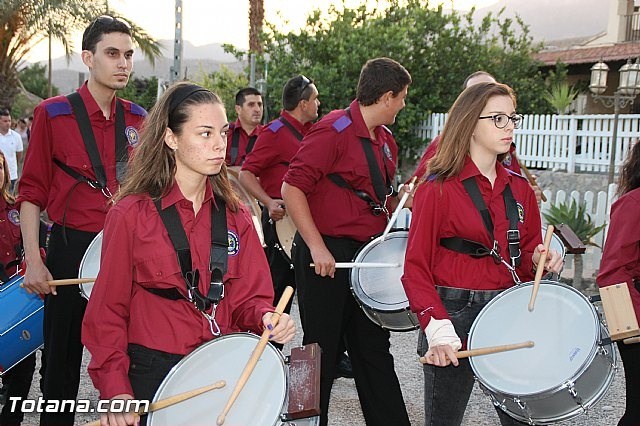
[298,75,312,100]
[478,113,524,129]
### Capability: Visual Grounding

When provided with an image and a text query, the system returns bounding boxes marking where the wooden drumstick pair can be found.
[20,278,95,289]
[528,224,555,312]
[82,381,226,426]
[419,340,534,364]
[216,285,294,425]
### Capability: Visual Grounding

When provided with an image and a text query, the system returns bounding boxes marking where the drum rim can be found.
[469,280,604,396]
[148,332,288,426]
[78,231,102,300]
[350,230,409,309]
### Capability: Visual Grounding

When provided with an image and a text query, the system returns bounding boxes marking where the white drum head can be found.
[275,213,297,261]
[468,281,599,396]
[351,231,409,311]
[78,231,102,300]
[228,172,265,247]
[148,333,287,426]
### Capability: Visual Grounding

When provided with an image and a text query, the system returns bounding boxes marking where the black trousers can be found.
[292,233,410,426]
[127,344,183,426]
[0,353,36,426]
[617,340,640,425]
[261,209,296,322]
[39,225,96,426]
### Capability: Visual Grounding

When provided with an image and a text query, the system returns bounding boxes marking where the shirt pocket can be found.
[63,154,93,177]
[133,253,182,288]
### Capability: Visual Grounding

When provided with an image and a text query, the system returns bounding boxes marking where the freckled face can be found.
[167,103,229,179]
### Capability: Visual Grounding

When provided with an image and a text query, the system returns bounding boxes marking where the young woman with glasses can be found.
[401,82,563,425]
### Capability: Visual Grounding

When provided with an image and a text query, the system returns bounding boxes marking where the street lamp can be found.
[589,58,640,184]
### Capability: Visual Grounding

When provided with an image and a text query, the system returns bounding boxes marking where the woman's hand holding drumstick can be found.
[83,381,226,426]
[216,286,295,425]
[419,341,535,364]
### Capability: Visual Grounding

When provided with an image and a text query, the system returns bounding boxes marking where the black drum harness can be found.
[228,126,258,166]
[439,177,523,284]
[53,93,129,243]
[327,110,394,218]
[148,195,229,336]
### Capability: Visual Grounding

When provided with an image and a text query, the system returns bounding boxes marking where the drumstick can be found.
[528,225,555,312]
[310,262,401,268]
[418,340,534,364]
[20,278,96,289]
[517,159,547,202]
[216,286,294,425]
[381,177,417,241]
[624,336,640,345]
[82,380,226,426]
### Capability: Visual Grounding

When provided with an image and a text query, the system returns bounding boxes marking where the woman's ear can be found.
[164,128,178,151]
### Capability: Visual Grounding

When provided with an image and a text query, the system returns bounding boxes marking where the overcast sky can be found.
[26,0,499,62]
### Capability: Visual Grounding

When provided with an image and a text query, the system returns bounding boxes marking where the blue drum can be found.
[0,275,44,375]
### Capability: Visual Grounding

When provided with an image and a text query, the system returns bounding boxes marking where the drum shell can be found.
[147,333,319,426]
[0,275,43,375]
[78,231,102,300]
[350,231,418,332]
[468,281,616,425]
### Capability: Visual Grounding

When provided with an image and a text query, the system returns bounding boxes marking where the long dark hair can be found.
[116,82,239,211]
[0,152,14,204]
[617,140,640,196]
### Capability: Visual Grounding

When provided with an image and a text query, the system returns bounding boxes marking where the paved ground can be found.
[8,250,626,425]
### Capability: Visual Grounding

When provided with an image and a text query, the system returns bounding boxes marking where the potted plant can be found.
[542,200,605,291]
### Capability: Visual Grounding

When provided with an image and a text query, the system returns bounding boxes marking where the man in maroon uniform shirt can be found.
[17,16,146,426]
[282,58,412,426]
[239,75,319,329]
[225,87,263,168]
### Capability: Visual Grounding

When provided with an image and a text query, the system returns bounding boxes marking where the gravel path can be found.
[13,294,625,426]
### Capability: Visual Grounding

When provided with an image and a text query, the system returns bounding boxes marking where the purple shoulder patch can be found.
[332,115,352,133]
[45,102,72,118]
[129,102,147,117]
[268,120,284,133]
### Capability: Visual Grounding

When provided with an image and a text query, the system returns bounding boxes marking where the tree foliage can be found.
[0,0,162,108]
[117,74,158,112]
[195,65,249,122]
[253,0,552,173]
[19,63,59,99]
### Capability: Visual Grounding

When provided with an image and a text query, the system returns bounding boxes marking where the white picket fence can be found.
[539,184,618,270]
[418,113,640,173]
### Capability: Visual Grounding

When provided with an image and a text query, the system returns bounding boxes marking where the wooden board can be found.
[600,282,640,341]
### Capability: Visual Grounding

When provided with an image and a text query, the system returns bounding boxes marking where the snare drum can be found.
[542,226,566,278]
[228,170,265,247]
[147,333,319,426]
[0,275,43,375]
[275,213,297,265]
[78,231,102,300]
[468,280,616,425]
[350,231,419,332]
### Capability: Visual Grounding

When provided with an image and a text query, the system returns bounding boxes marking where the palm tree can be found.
[249,0,264,53]
[0,0,162,108]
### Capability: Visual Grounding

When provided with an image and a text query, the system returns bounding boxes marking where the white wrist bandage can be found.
[425,318,462,351]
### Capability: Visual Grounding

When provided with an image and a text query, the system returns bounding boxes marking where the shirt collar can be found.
[348,100,386,145]
[78,82,117,119]
[280,110,308,135]
[458,156,511,189]
[160,179,215,210]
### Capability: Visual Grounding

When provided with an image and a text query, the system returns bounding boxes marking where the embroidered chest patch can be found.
[383,143,393,161]
[8,209,20,226]
[125,126,140,147]
[516,202,525,223]
[228,230,240,256]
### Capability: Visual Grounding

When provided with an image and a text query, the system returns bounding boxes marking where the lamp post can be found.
[589,58,640,184]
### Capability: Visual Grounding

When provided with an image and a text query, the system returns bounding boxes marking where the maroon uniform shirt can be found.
[402,156,541,329]
[17,83,146,232]
[411,135,522,181]
[0,198,21,277]
[225,119,262,167]
[242,110,309,199]
[82,181,275,399]
[284,100,397,242]
[597,187,640,321]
